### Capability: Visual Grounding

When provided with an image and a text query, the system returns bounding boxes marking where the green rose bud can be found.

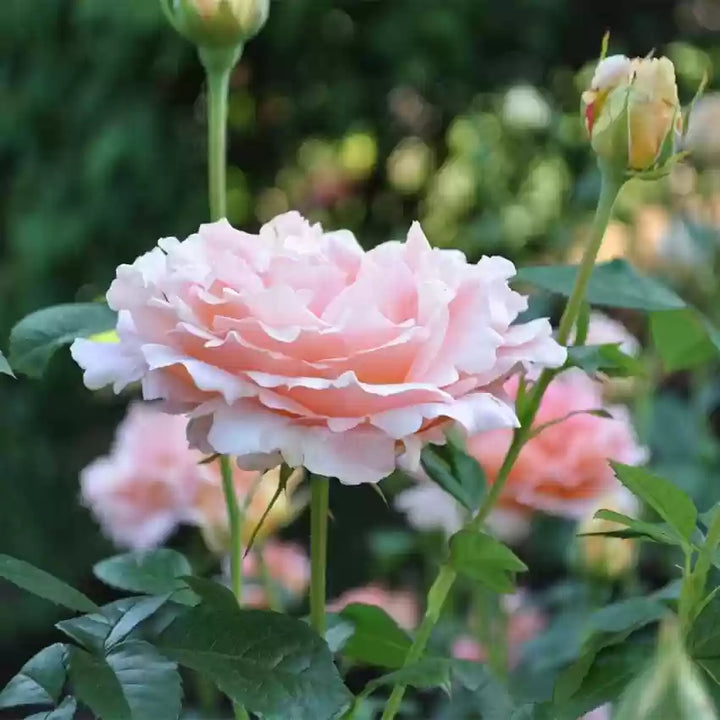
[161,0,269,50]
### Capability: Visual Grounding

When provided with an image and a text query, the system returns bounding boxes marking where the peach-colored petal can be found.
[73,212,566,485]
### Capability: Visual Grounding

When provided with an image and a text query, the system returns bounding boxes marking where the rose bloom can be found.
[80,403,209,549]
[72,212,565,485]
[81,402,299,551]
[241,540,310,608]
[328,585,419,630]
[582,54,681,171]
[396,369,646,536]
[452,592,546,668]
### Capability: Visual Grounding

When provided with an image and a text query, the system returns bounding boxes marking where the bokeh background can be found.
[3,0,720,689]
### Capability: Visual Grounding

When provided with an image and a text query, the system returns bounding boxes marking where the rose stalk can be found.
[380,47,688,720]
[158,2,268,719]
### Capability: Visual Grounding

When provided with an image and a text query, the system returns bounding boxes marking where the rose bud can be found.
[582,53,684,177]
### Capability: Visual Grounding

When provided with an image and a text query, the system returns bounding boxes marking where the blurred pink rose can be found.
[80,402,208,549]
[573,311,640,356]
[451,592,545,667]
[242,541,310,608]
[328,585,419,630]
[81,402,299,551]
[396,369,645,536]
[71,212,565,485]
[468,369,646,519]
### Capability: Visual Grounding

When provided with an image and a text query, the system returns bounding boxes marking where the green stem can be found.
[380,565,457,720]
[199,45,242,222]
[379,169,624,720]
[220,455,244,603]
[199,43,247,720]
[310,475,330,635]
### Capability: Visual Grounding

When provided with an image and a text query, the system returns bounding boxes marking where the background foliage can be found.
[2,0,720,690]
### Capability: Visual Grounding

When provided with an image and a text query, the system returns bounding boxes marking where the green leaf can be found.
[554,642,653,719]
[587,510,681,546]
[339,603,412,669]
[689,593,720,659]
[0,350,14,377]
[420,441,486,512]
[68,641,181,720]
[159,579,351,720]
[650,309,720,372]
[9,302,117,378]
[516,260,686,311]
[611,463,697,542]
[0,554,98,613]
[565,343,644,377]
[25,696,77,720]
[68,647,131,720]
[449,529,527,593]
[363,658,454,697]
[93,550,192,597]
[57,596,169,652]
[0,644,67,709]
[324,615,355,654]
[589,597,667,635]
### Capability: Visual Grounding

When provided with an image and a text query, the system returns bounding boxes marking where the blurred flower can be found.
[241,540,310,607]
[571,311,640,356]
[452,592,546,668]
[469,370,647,520]
[575,487,639,579]
[394,482,465,537]
[397,370,646,539]
[81,403,300,552]
[502,84,552,131]
[683,93,720,165]
[192,464,304,554]
[582,54,682,174]
[72,212,565,486]
[328,585,419,630]
[80,403,208,550]
[162,0,269,49]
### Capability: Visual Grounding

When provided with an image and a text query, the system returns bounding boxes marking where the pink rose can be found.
[328,585,419,630]
[469,369,647,519]
[81,402,299,552]
[80,402,208,549]
[71,212,565,485]
[396,369,646,535]
[241,540,311,607]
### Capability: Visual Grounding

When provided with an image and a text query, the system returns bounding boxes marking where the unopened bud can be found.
[581,53,686,178]
[161,0,269,50]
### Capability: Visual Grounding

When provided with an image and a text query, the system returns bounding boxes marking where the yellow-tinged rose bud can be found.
[582,53,684,176]
[575,489,638,579]
[161,0,269,49]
